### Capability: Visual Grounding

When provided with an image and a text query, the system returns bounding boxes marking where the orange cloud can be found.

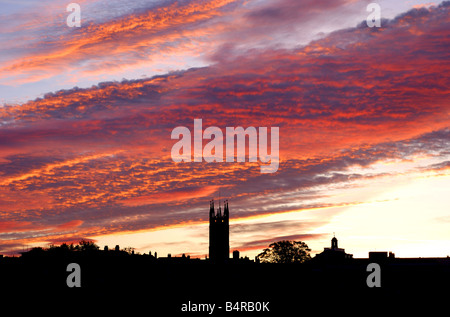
[121,185,220,207]
[55,220,84,231]
[0,219,83,235]
[0,221,35,233]
[0,0,240,85]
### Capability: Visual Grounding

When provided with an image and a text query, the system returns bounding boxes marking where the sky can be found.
[0,0,449,259]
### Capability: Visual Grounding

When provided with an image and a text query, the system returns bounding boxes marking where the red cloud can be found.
[55,220,84,231]
[0,221,35,233]
[0,220,83,234]
[121,186,220,207]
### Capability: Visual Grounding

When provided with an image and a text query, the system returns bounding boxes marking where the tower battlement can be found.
[209,199,229,262]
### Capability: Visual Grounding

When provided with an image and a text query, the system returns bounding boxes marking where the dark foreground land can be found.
[1,254,449,313]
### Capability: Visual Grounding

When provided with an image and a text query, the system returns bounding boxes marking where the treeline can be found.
[21,240,138,257]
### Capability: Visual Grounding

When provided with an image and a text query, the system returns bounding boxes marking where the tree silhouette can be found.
[123,246,135,255]
[257,240,311,263]
[78,240,99,252]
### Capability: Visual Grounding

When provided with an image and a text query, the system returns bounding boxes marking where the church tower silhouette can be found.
[209,199,229,263]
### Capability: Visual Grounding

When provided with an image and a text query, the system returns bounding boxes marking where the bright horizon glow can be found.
[91,162,450,259]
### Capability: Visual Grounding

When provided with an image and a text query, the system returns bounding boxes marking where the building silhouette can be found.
[315,234,353,261]
[209,199,229,262]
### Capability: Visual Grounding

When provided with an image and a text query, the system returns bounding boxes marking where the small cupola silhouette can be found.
[331,233,338,250]
[314,233,353,261]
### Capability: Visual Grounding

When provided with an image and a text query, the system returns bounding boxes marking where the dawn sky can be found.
[0,0,449,258]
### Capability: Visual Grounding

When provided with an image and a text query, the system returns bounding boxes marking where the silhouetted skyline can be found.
[5,201,448,264]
